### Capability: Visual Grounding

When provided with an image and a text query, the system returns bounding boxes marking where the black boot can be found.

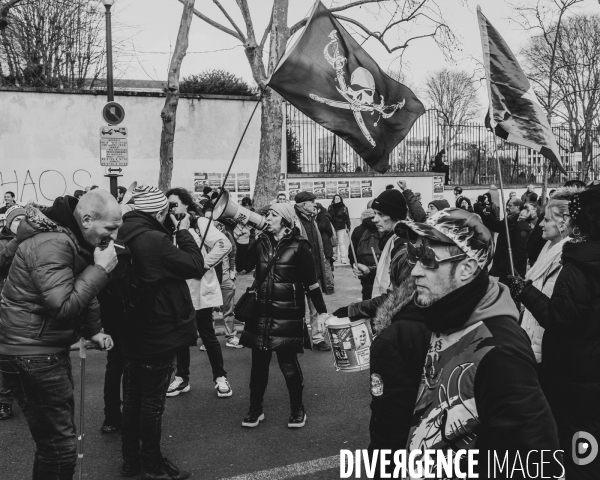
[288,404,306,428]
[141,457,189,480]
[121,459,140,477]
[0,403,13,420]
[242,407,264,428]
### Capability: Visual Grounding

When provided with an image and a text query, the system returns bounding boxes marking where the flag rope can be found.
[492,134,516,277]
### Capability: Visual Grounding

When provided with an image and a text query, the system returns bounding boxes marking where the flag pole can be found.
[491,134,515,277]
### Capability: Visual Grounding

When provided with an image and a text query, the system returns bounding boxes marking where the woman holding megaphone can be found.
[239,202,329,429]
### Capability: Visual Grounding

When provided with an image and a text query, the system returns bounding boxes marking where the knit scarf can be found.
[525,237,569,285]
[417,269,490,333]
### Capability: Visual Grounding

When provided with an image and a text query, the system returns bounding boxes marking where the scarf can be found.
[417,269,490,333]
[525,237,569,284]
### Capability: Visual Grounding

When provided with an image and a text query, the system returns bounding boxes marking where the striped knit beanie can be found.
[131,185,169,213]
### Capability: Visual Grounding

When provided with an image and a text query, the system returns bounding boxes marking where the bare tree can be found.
[511,0,583,198]
[424,68,480,159]
[522,13,600,181]
[158,0,196,192]
[181,0,458,207]
[0,0,108,88]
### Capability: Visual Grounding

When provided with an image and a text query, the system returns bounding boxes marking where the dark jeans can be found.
[0,352,77,480]
[0,367,14,404]
[249,349,304,409]
[103,323,127,425]
[175,308,226,382]
[121,354,175,470]
[235,242,249,273]
[361,280,374,301]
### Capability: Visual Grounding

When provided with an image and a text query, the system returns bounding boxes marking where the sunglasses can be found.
[406,241,467,270]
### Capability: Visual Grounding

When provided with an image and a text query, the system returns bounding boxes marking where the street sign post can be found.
[102,102,125,125]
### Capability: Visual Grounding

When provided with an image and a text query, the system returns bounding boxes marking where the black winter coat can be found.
[519,240,600,479]
[316,208,335,260]
[369,303,429,451]
[526,213,546,266]
[484,214,530,278]
[117,210,204,357]
[241,230,325,352]
[328,202,351,231]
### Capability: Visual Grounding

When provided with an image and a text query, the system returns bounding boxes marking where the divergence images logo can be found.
[573,431,598,466]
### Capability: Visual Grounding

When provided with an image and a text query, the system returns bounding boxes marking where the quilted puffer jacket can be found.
[0,198,107,355]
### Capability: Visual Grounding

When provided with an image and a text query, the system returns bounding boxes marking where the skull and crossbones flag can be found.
[477,6,566,175]
[268,1,425,173]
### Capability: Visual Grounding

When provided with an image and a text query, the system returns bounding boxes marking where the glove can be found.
[507,275,531,301]
[317,313,329,334]
[332,306,349,318]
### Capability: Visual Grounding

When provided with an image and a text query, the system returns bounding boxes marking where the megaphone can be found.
[122,181,137,205]
[213,191,266,230]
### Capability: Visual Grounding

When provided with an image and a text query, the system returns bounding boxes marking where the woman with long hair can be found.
[240,203,329,429]
[328,194,351,264]
[520,188,578,364]
[512,186,600,479]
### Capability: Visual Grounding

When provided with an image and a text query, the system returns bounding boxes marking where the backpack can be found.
[105,226,151,324]
[356,227,381,267]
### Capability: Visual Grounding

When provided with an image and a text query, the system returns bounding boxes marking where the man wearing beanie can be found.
[427,199,450,217]
[294,191,334,351]
[353,181,425,298]
[116,185,204,479]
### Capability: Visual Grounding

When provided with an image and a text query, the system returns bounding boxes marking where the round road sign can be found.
[102,102,126,125]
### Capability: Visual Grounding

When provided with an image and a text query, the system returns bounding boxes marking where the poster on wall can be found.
[301,181,313,193]
[326,181,337,199]
[338,181,349,199]
[432,175,444,200]
[288,181,300,201]
[313,181,325,199]
[350,180,361,199]
[237,172,251,192]
[208,173,221,189]
[279,173,286,192]
[224,176,236,192]
[194,173,208,192]
[361,180,373,198]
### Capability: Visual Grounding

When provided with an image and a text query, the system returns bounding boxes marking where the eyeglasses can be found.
[406,241,467,270]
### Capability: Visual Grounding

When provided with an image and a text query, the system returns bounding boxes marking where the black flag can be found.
[477,6,566,174]
[268,1,425,173]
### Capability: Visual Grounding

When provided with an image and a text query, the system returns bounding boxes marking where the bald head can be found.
[75,189,122,248]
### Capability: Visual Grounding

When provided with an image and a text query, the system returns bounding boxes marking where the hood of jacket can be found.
[469,278,519,325]
[373,278,417,332]
[562,239,600,277]
[120,209,171,238]
[17,197,90,254]
[0,226,14,242]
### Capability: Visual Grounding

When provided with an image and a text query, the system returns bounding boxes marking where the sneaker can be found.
[101,419,120,434]
[141,456,190,480]
[313,341,331,351]
[226,337,244,348]
[0,403,13,420]
[199,345,206,351]
[242,408,265,428]
[288,405,307,428]
[166,377,190,397]
[215,376,232,397]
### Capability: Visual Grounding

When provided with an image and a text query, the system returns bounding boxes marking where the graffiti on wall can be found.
[0,169,92,203]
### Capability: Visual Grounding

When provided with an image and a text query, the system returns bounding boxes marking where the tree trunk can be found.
[158,0,195,192]
[253,88,284,208]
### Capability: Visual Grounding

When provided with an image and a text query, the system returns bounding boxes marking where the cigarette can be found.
[114,243,125,249]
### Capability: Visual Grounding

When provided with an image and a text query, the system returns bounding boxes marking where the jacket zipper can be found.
[293,284,296,307]
[37,318,49,339]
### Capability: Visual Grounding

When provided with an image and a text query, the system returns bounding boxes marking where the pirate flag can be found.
[477,6,566,174]
[268,1,425,173]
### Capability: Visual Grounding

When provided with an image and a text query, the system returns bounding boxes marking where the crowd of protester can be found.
[0,176,599,480]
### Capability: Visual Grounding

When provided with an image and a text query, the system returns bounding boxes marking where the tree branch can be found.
[178,0,244,42]
[235,0,257,45]
[212,0,246,41]
[259,3,274,51]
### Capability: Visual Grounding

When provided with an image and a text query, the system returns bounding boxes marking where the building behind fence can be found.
[286,104,600,186]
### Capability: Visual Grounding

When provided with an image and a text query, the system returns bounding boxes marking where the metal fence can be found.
[285,104,600,185]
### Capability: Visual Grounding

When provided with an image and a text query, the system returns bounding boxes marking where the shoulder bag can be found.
[234,252,279,323]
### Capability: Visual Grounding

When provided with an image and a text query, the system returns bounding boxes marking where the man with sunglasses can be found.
[396,208,562,478]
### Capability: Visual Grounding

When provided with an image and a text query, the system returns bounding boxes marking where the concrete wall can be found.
[0,90,263,203]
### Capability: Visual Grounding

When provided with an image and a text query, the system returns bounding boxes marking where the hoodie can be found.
[406,278,562,478]
[0,198,107,355]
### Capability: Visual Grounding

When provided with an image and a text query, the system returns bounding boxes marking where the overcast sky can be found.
[110,0,599,110]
